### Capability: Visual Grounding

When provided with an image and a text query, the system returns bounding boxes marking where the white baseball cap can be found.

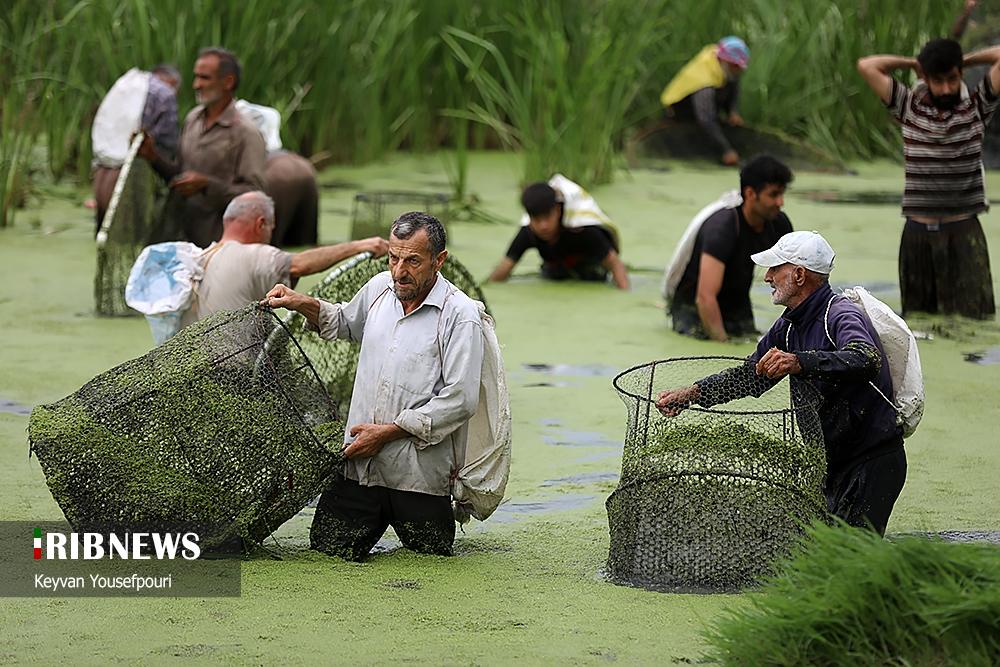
[751,231,836,274]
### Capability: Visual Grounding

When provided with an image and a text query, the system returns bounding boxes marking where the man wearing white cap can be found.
[656,231,906,535]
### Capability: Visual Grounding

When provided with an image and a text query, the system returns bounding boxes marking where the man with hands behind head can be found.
[857,38,1000,319]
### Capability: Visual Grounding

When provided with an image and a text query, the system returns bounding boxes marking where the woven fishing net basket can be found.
[28,305,343,550]
[607,356,826,592]
[350,191,450,240]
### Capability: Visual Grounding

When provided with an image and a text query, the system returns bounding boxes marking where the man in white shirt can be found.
[265,212,484,560]
[182,191,386,327]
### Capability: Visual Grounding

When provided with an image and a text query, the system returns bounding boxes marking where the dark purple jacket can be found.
[698,283,902,474]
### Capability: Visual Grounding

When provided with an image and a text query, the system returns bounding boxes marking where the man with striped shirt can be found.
[858,39,1000,319]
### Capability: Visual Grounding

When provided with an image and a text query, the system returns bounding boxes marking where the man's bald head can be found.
[222,192,276,243]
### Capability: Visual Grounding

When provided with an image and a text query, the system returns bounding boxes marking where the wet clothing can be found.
[179,241,292,327]
[311,473,455,561]
[899,216,995,319]
[669,81,741,154]
[307,272,482,559]
[505,225,615,282]
[671,206,791,338]
[885,75,999,318]
[309,272,484,496]
[695,283,905,533]
[154,100,267,247]
[825,447,907,536]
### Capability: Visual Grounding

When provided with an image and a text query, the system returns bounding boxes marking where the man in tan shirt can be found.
[182,191,388,327]
[142,47,267,247]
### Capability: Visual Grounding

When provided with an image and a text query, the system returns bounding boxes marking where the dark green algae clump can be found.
[28,305,344,551]
[607,415,827,591]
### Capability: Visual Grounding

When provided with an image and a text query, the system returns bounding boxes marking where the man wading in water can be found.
[656,232,906,536]
[265,212,483,559]
[857,38,1000,320]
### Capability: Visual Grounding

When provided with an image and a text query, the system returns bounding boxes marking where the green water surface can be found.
[1,153,998,664]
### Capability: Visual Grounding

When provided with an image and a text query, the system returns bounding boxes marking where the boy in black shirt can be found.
[488,181,630,289]
[671,155,793,341]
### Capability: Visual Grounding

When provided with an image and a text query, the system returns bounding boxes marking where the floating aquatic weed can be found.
[606,357,826,592]
[28,305,343,551]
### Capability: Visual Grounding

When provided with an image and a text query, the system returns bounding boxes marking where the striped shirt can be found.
[887,75,999,218]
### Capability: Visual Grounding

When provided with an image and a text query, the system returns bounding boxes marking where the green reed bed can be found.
[705,522,1000,666]
[1,0,958,226]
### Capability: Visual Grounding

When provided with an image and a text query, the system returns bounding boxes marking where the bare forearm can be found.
[488,258,515,283]
[858,54,917,74]
[290,240,367,279]
[296,296,322,329]
[964,46,1000,67]
[605,255,629,290]
[695,295,728,342]
[951,12,973,40]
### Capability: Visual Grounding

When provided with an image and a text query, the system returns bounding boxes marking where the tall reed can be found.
[0,0,961,226]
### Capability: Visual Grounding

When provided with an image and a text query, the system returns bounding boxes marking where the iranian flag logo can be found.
[33,527,42,560]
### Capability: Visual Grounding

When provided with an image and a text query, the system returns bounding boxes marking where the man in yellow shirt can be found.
[661,36,750,166]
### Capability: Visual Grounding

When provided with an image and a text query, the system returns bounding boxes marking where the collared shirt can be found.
[174,99,267,245]
[887,75,999,219]
[310,272,484,496]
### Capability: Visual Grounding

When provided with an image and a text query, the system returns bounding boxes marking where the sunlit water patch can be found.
[963,348,1000,365]
[490,494,596,523]
[541,472,619,487]
[0,397,32,416]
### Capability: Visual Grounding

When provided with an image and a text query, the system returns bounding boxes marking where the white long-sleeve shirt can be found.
[309,271,483,495]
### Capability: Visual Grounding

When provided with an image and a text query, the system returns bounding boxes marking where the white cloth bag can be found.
[92,69,151,168]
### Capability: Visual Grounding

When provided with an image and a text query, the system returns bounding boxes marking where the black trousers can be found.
[310,473,455,561]
[669,299,757,340]
[825,445,907,537]
[899,216,995,319]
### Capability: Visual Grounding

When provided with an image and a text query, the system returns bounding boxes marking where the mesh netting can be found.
[281,253,487,415]
[606,356,826,592]
[349,191,451,240]
[95,141,162,316]
[28,304,344,550]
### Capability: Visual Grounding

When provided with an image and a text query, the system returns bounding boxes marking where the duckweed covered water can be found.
[3,154,1000,662]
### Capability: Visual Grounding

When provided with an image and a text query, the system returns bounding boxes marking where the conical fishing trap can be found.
[28,305,344,550]
[350,191,451,240]
[607,356,826,592]
[281,253,487,415]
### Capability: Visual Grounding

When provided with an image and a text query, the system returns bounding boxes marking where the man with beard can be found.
[668,155,793,342]
[858,39,1000,319]
[140,47,266,247]
[264,212,483,560]
[656,231,906,535]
